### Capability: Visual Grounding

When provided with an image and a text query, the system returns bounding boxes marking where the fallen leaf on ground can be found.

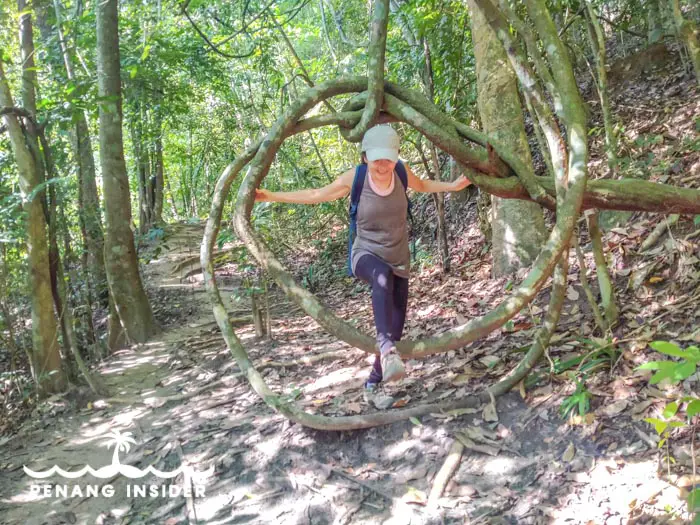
[446,407,481,417]
[569,413,596,426]
[451,374,471,386]
[483,401,498,422]
[562,442,576,463]
[479,355,500,368]
[402,487,427,505]
[392,397,410,408]
[454,432,499,456]
[598,400,629,417]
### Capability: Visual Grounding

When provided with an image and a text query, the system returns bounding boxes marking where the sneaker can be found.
[380,348,405,383]
[363,382,395,410]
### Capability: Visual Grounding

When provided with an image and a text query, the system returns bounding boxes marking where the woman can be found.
[255,125,471,397]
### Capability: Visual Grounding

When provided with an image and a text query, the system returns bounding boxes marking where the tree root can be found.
[225,78,586,358]
[197,234,569,430]
[587,212,619,327]
[195,70,579,429]
[574,234,608,334]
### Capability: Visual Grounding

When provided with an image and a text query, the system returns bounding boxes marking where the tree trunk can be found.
[670,0,700,86]
[468,0,546,276]
[647,0,664,44]
[35,0,112,355]
[75,116,108,299]
[96,0,159,345]
[0,63,66,393]
[166,176,180,220]
[153,110,165,224]
[585,1,618,172]
[130,115,150,233]
[421,40,450,273]
[21,0,104,392]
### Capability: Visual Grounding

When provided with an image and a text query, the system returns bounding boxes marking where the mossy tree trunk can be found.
[670,0,700,86]
[0,63,66,394]
[96,0,159,345]
[468,0,546,276]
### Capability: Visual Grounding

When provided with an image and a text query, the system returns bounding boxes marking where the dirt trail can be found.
[0,223,691,525]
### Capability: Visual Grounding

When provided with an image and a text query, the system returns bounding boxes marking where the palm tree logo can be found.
[104,430,137,467]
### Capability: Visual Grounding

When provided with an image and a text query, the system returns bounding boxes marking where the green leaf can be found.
[674,361,697,382]
[409,416,422,426]
[636,361,664,370]
[662,401,679,419]
[644,417,668,435]
[687,488,700,512]
[141,44,151,62]
[694,215,700,226]
[687,346,700,361]
[686,399,700,418]
[649,362,680,384]
[650,341,689,359]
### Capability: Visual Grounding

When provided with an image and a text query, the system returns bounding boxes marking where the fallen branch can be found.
[427,439,464,506]
[640,214,680,252]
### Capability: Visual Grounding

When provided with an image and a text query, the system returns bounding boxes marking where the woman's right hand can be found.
[254,188,273,202]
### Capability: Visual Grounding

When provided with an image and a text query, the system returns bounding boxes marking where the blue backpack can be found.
[347,160,414,276]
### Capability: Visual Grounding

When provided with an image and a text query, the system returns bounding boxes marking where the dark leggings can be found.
[354,254,409,384]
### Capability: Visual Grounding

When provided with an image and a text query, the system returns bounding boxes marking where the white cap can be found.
[361,125,400,162]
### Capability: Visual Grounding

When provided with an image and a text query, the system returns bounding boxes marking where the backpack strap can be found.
[347,164,367,276]
[394,161,416,262]
[395,160,408,191]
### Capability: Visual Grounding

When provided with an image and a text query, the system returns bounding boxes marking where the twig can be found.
[333,495,366,525]
[181,7,256,59]
[174,440,197,524]
[597,15,645,38]
[691,419,698,513]
[427,439,464,506]
[330,468,394,501]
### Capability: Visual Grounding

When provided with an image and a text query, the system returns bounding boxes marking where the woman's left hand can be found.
[451,175,472,192]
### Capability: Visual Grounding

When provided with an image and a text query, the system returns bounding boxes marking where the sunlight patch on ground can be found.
[253,433,284,463]
[302,366,364,394]
[482,456,518,475]
[192,491,236,521]
[551,458,678,521]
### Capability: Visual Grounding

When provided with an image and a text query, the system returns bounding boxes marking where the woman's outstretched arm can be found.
[405,163,471,193]
[255,168,355,204]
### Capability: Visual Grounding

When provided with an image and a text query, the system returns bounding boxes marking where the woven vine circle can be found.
[200,76,584,429]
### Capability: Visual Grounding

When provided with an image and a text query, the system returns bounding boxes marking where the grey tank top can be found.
[351,170,410,278]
